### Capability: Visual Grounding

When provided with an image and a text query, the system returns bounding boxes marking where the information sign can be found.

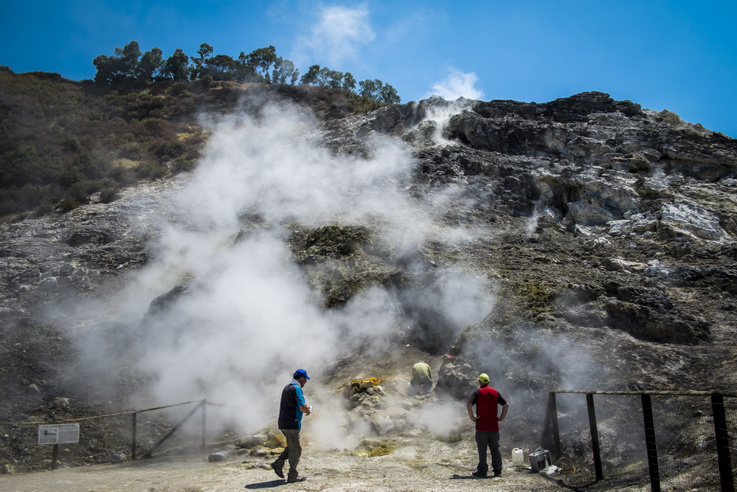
[38,423,80,445]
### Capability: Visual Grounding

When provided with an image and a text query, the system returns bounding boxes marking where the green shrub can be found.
[0,146,60,187]
[170,82,189,97]
[35,198,55,216]
[68,181,92,203]
[109,166,138,186]
[58,197,80,213]
[69,150,112,181]
[135,162,167,179]
[347,94,383,113]
[99,187,119,203]
[61,134,81,152]
[150,139,185,159]
[58,166,84,187]
[0,185,45,216]
[173,160,195,173]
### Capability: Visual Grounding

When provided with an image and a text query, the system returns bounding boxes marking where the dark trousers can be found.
[475,430,501,475]
[275,428,302,479]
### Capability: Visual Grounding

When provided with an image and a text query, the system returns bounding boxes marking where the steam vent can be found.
[2,75,737,490]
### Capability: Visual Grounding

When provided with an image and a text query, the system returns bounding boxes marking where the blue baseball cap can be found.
[294,369,310,380]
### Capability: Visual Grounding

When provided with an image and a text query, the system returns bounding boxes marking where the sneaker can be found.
[471,471,487,478]
[287,475,307,483]
[270,462,284,478]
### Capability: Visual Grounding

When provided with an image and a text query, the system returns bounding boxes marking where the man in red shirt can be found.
[467,373,509,477]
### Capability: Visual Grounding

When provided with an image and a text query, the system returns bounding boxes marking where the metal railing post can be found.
[641,393,661,492]
[2,399,223,468]
[711,394,734,492]
[586,393,603,481]
[550,392,560,459]
[201,399,207,450]
[51,444,58,470]
[141,401,204,459]
[131,412,137,460]
[542,392,561,458]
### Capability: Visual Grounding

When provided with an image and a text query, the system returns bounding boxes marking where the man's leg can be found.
[474,430,490,476]
[282,428,303,480]
[490,431,502,476]
[271,430,289,478]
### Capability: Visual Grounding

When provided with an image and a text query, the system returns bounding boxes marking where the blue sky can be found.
[3,0,736,137]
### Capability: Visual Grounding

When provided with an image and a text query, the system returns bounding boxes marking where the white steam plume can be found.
[72,97,493,444]
[428,67,485,101]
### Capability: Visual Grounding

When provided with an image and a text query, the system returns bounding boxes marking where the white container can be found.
[512,447,524,466]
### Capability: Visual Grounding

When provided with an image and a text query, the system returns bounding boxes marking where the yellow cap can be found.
[478,373,489,383]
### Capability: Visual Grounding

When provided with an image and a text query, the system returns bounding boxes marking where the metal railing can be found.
[0,399,221,469]
[542,390,737,492]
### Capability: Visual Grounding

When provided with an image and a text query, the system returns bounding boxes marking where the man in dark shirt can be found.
[271,369,312,483]
[466,373,509,478]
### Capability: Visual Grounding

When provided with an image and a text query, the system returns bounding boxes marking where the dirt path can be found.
[1,445,575,492]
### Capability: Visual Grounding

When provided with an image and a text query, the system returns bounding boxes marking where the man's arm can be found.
[467,402,478,421]
[295,384,310,415]
[498,402,509,422]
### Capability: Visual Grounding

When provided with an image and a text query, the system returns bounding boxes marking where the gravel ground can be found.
[0,441,581,492]
[0,431,660,492]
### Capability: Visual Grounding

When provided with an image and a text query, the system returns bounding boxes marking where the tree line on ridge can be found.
[93,41,401,104]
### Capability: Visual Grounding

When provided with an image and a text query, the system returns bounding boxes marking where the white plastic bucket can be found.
[512,447,524,466]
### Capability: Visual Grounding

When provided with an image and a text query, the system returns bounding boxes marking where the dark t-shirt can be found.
[468,385,507,432]
[278,380,306,430]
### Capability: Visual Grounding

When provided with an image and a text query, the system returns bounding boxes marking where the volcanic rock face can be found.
[1,90,736,472]
[317,91,737,411]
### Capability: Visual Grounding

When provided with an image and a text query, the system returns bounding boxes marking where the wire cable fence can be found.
[0,399,225,470]
[542,390,736,492]
[650,395,721,490]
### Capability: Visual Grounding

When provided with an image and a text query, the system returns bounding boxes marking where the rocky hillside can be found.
[1,86,736,485]
[0,68,367,217]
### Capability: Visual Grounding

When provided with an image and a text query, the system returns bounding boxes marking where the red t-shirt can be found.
[468,385,507,432]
